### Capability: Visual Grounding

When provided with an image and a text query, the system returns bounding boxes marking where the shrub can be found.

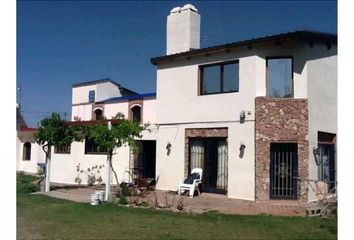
[18,182,40,194]
[17,172,39,184]
[118,194,128,205]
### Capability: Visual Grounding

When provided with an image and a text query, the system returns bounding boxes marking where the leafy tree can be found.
[35,113,84,192]
[88,113,147,201]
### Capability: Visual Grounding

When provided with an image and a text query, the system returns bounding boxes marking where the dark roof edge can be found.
[120,87,139,95]
[151,30,337,65]
[72,78,121,88]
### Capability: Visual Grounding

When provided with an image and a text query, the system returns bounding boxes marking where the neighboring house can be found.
[22,4,337,204]
[16,105,46,174]
[50,79,157,185]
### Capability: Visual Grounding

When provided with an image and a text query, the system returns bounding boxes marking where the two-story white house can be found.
[18,4,336,204]
[150,4,336,203]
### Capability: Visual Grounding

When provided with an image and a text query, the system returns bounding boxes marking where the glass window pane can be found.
[267,58,292,98]
[223,63,239,92]
[202,65,220,94]
[89,90,95,103]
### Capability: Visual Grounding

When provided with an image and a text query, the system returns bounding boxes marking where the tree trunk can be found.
[109,150,122,197]
[45,145,51,192]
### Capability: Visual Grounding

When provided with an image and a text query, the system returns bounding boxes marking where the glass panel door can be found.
[189,138,228,194]
[217,139,228,190]
[318,144,336,192]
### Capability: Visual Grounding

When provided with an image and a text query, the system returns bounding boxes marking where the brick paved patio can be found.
[39,187,307,216]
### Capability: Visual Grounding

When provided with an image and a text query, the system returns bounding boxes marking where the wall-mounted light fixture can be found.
[166,142,172,156]
[240,111,246,123]
[239,142,246,158]
[313,147,320,165]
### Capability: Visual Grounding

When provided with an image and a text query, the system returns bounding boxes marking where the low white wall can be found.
[50,129,156,185]
[16,135,45,174]
[50,142,132,185]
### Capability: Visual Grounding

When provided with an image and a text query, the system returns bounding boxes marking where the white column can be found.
[45,146,51,192]
[105,121,112,202]
[105,155,112,202]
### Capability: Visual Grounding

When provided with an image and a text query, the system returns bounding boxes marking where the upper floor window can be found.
[200,61,239,95]
[22,142,31,161]
[266,57,293,98]
[131,105,141,123]
[94,109,103,120]
[84,136,107,154]
[88,90,95,103]
[54,144,71,154]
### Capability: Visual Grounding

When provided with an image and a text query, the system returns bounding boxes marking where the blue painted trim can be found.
[103,93,156,103]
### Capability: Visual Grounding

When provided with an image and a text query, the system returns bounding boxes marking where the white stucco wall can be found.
[104,102,129,119]
[154,40,315,200]
[306,44,337,202]
[155,51,262,200]
[142,98,156,124]
[50,141,132,185]
[52,98,157,185]
[155,122,255,200]
[71,104,93,121]
[72,82,121,105]
[96,82,121,102]
[72,85,97,105]
[157,41,308,124]
[16,133,46,174]
[50,126,157,185]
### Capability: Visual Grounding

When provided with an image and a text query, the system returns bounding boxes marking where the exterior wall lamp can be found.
[166,142,172,156]
[313,147,320,165]
[239,142,246,158]
[240,111,246,123]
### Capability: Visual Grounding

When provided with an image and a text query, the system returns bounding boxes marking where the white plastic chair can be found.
[178,168,203,198]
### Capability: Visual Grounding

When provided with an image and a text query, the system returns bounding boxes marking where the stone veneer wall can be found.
[255,97,308,203]
[184,128,228,177]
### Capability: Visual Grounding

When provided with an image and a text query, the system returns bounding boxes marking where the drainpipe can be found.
[45,145,51,192]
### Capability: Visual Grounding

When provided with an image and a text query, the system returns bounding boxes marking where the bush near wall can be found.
[17,172,40,194]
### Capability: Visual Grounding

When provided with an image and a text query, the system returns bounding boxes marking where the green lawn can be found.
[17,174,337,239]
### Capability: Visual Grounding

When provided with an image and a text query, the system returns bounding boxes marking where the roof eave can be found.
[151,31,337,65]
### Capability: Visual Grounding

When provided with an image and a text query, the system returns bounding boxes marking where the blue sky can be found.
[17,0,337,127]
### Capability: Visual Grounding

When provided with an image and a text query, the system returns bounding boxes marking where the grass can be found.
[17,173,337,239]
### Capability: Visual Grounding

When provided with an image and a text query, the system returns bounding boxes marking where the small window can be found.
[266,57,293,98]
[200,61,239,95]
[84,136,107,154]
[94,109,103,120]
[88,90,95,103]
[22,142,31,160]
[131,105,141,123]
[54,144,71,154]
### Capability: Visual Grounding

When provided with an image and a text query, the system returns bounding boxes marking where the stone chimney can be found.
[166,4,201,55]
